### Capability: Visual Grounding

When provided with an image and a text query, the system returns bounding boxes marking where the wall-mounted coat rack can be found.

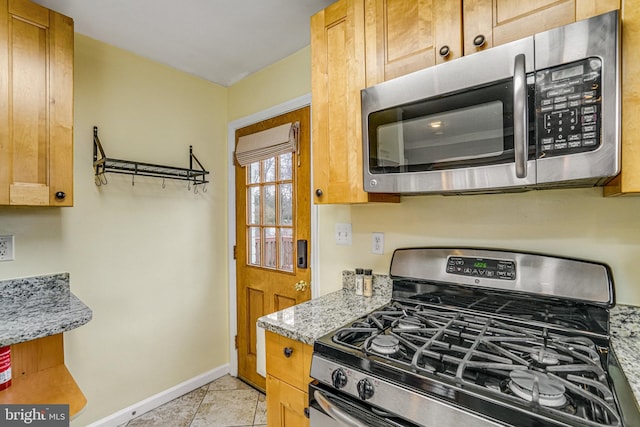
[93,126,209,191]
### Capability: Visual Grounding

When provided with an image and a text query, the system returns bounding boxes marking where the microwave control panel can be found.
[536,58,602,158]
[446,256,516,281]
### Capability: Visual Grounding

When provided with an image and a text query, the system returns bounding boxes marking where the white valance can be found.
[235,121,299,166]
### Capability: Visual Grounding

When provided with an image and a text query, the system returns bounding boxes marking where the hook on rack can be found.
[132,175,135,186]
[94,173,108,186]
[162,178,166,189]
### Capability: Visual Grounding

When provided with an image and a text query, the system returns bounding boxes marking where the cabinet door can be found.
[365,0,462,85]
[311,0,399,204]
[265,332,313,391]
[266,374,309,427]
[0,0,73,206]
[464,0,577,55]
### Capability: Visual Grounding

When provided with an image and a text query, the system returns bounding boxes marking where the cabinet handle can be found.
[55,191,66,200]
[439,45,450,58]
[315,189,323,197]
[283,347,293,358]
[473,34,486,47]
[304,407,310,418]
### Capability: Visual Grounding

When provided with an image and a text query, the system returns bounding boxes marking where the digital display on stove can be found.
[446,256,516,280]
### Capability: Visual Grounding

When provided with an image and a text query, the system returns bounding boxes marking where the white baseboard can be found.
[86,364,230,427]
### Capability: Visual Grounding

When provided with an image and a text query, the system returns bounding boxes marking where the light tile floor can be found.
[122,375,266,427]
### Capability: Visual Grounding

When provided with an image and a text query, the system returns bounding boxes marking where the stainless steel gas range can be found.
[309,248,640,427]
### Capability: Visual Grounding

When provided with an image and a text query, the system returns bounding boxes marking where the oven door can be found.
[362,37,536,194]
[309,382,419,427]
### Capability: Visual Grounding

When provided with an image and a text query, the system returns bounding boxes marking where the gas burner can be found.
[395,316,423,330]
[369,335,400,355]
[508,370,567,408]
[530,347,560,365]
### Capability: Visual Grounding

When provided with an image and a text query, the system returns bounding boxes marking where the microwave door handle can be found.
[314,390,369,427]
[513,53,528,179]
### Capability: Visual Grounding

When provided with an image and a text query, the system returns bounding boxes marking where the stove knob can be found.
[331,368,348,389]
[357,378,374,400]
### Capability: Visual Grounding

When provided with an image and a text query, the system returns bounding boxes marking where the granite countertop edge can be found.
[258,279,640,408]
[0,273,93,346]
[257,288,392,345]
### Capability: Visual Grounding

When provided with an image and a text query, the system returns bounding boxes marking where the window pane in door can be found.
[249,187,260,225]
[248,227,261,266]
[280,153,292,180]
[264,227,277,268]
[263,158,276,183]
[280,228,293,271]
[248,162,260,184]
[264,185,276,225]
[279,183,292,226]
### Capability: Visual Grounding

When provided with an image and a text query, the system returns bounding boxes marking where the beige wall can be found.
[319,190,640,305]
[228,46,312,122]
[0,34,229,425]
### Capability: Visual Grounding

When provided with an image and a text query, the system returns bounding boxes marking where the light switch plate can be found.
[0,235,14,261]
[335,223,352,245]
[372,232,384,254]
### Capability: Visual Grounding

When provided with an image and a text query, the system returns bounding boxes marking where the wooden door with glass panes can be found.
[235,107,311,391]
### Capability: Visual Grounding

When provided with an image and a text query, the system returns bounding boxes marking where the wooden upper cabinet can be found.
[311,0,399,204]
[605,0,639,196]
[463,0,620,56]
[365,0,463,86]
[0,0,74,206]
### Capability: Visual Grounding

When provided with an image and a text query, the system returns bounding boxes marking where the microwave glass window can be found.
[376,101,504,167]
[368,78,535,174]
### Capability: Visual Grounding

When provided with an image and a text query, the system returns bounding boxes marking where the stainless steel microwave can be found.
[361,10,620,195]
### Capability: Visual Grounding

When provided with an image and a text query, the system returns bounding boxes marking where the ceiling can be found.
[31,0,335,87]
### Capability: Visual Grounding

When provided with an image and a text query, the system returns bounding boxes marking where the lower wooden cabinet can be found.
[265,331,313,427]
[266,374,309,427]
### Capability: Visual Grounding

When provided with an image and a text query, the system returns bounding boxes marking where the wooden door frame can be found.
[227,94,319,378]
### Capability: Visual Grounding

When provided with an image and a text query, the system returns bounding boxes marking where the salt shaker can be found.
[363,269,373,297]
[355,268,364,295]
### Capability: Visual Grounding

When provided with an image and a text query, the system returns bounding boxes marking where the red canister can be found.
[0,346,11,390]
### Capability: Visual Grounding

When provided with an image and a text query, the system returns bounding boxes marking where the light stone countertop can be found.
[257,272,392,345]
[0,273,93,346]
[610,304,640,405]
[258,272,640,408]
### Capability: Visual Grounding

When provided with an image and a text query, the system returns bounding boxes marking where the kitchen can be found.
[1,0,639,426]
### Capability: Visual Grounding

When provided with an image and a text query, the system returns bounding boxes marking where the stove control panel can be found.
[446,256,516,280]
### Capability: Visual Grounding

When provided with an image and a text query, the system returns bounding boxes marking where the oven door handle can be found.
[313,390,369,427]
[513,53,528,179]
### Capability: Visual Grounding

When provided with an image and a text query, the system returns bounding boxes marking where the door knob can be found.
[294,280,309,292]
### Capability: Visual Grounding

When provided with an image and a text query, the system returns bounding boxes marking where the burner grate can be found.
[332,300,623,426]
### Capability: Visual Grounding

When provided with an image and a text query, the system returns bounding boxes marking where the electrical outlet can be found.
[372,232,384,254]
[0,235,14,261]
[335,223,352,245]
